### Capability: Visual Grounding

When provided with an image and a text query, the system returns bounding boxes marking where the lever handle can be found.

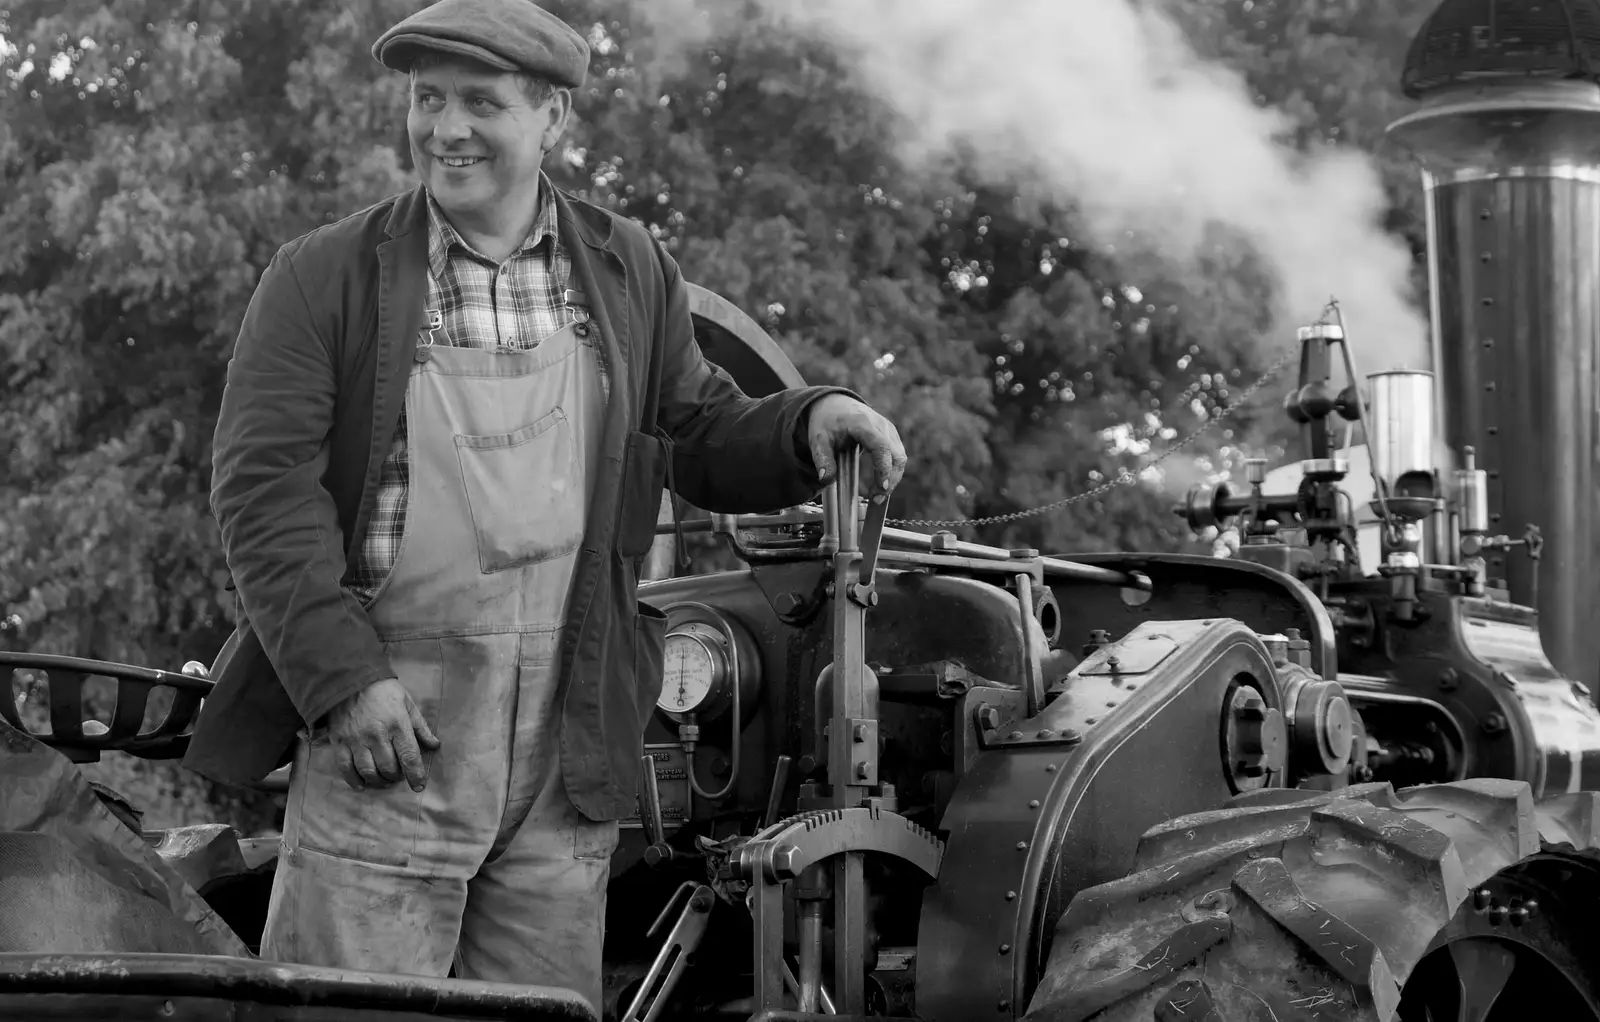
[637,754,675,866]
[762,754,792,830]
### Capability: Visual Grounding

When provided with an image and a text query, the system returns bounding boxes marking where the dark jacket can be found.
[184,183,846,821]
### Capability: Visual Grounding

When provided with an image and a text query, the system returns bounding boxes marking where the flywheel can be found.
[1024,779,1600,1021]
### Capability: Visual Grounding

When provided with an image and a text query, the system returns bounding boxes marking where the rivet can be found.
[999,943,1012,954]
[1045,764,1057,773]
[1488,904,1508,925]
[1484,381,1496,391]
[1009,730,1024,740]
[1085,717,1098,725]
[1037,729,1054,739]
[1016,840,1028,850]
[1029,799,1041,809]
[1487,426,1498,435]
[1474,888,1493,910]
[1481,297,1495,307]
[1105,700,1116,708]
[1005,890,1016,901]
[997,999,1011,1011]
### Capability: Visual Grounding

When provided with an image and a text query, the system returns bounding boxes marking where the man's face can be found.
[407,58,567,225]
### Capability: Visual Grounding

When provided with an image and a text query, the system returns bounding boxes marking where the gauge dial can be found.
[658,632,720,715]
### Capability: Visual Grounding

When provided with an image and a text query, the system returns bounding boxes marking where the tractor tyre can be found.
[1025,779,1600,1021]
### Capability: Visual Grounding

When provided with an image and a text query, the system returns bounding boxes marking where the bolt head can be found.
[770,844,800,879]
[977,706,1002,731]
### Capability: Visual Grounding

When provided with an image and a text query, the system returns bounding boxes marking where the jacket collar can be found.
[382,179,616,253]
[552,185,615,252]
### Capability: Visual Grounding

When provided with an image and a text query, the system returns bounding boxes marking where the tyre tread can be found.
[1025,779,1588,1022]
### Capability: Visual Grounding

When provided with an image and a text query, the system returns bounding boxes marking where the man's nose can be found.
[433,102,471,143]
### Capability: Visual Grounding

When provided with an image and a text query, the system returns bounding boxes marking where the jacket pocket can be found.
[617,428,672,557]
[455,409,585,573]
[634,599,668,729]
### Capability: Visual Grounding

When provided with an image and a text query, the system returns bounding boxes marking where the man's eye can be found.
[415,93,443,111]
[469,97,496,113]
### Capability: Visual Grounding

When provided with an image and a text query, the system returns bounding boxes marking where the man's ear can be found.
[543,89,573,153]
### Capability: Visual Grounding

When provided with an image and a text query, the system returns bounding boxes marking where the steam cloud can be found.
[629,0,1430,372]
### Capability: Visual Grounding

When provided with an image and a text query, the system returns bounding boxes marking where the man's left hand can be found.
[804,394,907,494]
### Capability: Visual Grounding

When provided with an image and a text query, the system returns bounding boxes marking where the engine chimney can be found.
[1388,0,1600,690]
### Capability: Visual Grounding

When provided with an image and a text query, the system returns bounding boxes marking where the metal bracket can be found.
[968,688,1086,750]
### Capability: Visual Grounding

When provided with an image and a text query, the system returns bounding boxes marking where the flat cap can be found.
[373,0,590,90]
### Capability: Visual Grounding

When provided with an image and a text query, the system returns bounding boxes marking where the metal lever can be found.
[636,754,675,867]
[762,754,792,829]
[621,882,716,1022]
[849,491,890,607]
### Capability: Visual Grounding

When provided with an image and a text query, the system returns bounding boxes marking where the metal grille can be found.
[1401,0,1600,98]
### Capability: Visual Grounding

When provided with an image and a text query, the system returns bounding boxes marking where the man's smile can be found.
[436,155,486,168]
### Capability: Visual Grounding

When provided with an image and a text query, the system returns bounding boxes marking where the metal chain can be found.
[886,334,1312,530]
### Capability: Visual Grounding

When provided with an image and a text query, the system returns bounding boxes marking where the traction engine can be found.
[8,2,1600,1021]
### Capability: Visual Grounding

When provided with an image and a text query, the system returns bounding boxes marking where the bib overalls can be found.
[260,300,615,1014]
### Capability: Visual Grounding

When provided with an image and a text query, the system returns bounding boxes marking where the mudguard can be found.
[915,617,1284,1021]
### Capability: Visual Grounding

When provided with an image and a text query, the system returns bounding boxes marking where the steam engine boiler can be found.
[1173,0,1600,799]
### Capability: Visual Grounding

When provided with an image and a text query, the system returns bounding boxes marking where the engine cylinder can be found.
[1367,370,1436,500]
[1455,448,1490,535]
[1388,79,1600,689]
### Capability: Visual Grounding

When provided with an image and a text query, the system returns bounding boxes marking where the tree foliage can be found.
[1,0,1435,825]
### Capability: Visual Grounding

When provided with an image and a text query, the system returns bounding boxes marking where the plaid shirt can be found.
[347,180,601,601]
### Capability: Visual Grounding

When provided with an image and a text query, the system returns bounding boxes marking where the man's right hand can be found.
[325,678,441,792]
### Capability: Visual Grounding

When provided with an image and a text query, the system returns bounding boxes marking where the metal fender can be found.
[915,617,1284,1021]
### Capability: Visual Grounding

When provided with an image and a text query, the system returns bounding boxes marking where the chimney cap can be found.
[1403,0,1600,99]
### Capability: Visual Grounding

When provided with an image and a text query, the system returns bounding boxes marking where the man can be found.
[183,0,906,1012]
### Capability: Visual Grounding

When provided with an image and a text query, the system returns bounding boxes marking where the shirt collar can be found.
[425,174,559,278]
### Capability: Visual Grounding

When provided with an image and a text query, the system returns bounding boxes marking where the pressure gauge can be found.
[657,622,732,722]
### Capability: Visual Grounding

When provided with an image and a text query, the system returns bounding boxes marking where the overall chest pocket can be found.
[455,408,585,573]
